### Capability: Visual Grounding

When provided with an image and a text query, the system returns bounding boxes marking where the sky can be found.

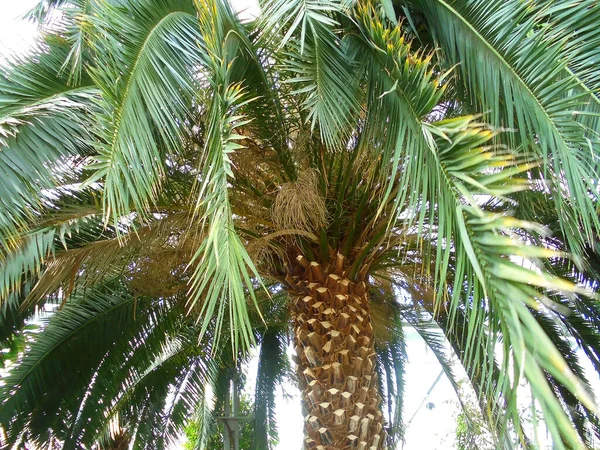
[0,0,39,58]
[0,1,465,448]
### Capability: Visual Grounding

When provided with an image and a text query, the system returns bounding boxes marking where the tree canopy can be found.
[0,0,599,449]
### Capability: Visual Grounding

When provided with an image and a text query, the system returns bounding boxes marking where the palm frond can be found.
[419,117,597,449]
[417,0,600,254]
[86,0,204,225]
[0,40,97,250]
[253,326,290,449]
[0,275,213,449]
[261,0,360,147]
[187,0,268,353]
[0,279,142,446]
[28,0,99,84]
[0,197,107,304]
[119,342,211,450]
[534,310,600,447]
[369,293,407,447]
[539,0,600,102]
[353,4,445,221]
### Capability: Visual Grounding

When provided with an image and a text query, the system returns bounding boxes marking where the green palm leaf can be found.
[0,41,98,250]
[86,0,204,224]
[416,0,600,253]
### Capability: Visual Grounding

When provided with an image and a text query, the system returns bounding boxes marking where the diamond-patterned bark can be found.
[289,253,386,450]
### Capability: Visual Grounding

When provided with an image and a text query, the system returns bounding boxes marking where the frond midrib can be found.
[565,66,600,107]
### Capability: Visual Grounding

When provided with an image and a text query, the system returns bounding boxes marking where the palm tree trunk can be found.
[288,253,386,450]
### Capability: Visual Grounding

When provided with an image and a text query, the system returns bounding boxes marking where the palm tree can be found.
[1,0,599,448]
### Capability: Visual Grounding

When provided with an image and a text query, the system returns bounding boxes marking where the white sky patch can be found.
[234,0,260,21]
[0,0,39,59]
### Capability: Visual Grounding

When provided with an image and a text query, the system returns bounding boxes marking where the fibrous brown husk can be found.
[272,170,327,233]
